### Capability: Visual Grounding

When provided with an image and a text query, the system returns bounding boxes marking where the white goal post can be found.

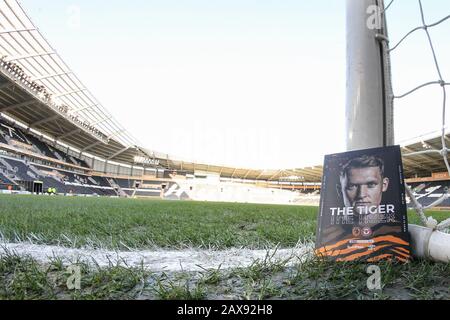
[346,0,450,262]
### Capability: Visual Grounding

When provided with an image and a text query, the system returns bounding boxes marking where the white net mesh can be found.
[384,0,450,230]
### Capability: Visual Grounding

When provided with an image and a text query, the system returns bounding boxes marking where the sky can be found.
[18,0,450,170]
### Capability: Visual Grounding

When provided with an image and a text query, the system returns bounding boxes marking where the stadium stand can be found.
[0,127,8,144]
[3,110,450,205]
[0,118,85,166]
[2,1,450,206]
[0,171,12,185]
[116,178,136,189]
[0,153,120,196]
[2,157,34,181]
[0,116,121,195]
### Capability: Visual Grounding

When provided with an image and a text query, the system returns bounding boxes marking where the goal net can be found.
[382,0,450,231]
[346,0,450,235]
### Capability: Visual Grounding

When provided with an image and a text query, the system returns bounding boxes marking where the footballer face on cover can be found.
[315,146,411,263]
[340,156,389,215]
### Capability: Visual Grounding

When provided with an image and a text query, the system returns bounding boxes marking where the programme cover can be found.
[315,146,411,262]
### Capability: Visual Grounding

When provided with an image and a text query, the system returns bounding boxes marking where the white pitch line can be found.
[0,242,314,272]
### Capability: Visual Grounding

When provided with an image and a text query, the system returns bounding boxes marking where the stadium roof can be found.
[0,0,150,163]
[0,0,448,183]
[0,0,325,181]
[399,133,450,178]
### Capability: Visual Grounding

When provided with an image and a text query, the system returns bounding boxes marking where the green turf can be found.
[0,249,449,300]
[0,194,448,250]
[0,194,318,249]
[0,194,449,300]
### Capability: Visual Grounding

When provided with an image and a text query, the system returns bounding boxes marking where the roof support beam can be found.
[4,52,55,62]
[401,156,430,171]
[70,104,98,114]
[0,28,36,35]
[268,170,283,181]
[403,146,439,164]
[53,88,87,98]
[56,128,81,140]
[0,100,35,112]
[107,129,126,140]
[255,171,267,180]
[82,140,103,152]
[280,169,310,181]
[31,71,73,82]
[107,146,132,160]
[296,167,323,176]
[90,116,113,127]
[30,114,60,127]
[444,136,450,144]
[0,83,11,91]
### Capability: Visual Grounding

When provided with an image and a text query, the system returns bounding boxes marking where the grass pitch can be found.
[0,194,447,250]
[1,247,449,300]
[0,194,449,300]
[0,195,317,249]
